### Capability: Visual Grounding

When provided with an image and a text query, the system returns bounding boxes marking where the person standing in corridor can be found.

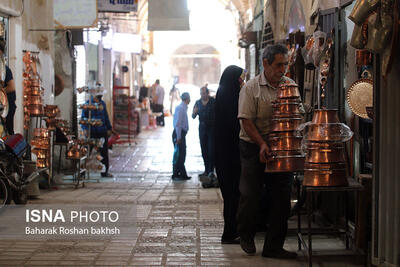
[152,79,165,126]
[192,86,217,187]
[172,92,191,180]
[215,65,246,244]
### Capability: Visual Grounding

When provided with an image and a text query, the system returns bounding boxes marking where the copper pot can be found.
[271,118,303,132]
[44,105,60,117]
[36,158,48,168]
[29,86,42,96]
[277,85,301,99]
[31,137,50,149]
[34,128,49,138]
[268,136,303,151]
[266,151,304,172]
[356,49,372,66]
[67,145,80,159]
[311,109,340,124]
[32,148,48,159]
[28,95,42,105]
[305,123,345,142]
[305,143,346,163]
[28,104,44,116]
[304,162,346,170]
[30,79,40,87]
[303,168,348,186]
[272,102,301,114]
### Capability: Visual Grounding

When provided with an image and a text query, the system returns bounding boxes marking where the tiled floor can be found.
[0,117,365,266]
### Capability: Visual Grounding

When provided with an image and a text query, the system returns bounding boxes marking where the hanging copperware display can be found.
[266,82,305,172]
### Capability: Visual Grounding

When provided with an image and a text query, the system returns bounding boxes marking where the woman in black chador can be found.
[215,65,245,244]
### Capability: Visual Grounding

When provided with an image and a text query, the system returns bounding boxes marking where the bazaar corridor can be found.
[0,117,364,266]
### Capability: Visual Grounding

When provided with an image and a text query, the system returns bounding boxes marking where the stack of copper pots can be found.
[66,139,88,160]
[266,82,305,172]
[44,105,60,131]
[301,109,353,186]
[31,128,50,168]
[23,51,43,129]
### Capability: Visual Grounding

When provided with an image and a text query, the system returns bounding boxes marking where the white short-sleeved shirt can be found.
[238,72,296,143]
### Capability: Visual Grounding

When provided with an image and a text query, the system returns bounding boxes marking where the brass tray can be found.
[346,78,373,119]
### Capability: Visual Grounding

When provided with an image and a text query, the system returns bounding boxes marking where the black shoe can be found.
[173,175,191,181]
[101,172,113,178]
[262,248,297,259]
[240,236,256,255]
[221,236,240,244]
[198,171,208,177]
[201,181,214,188]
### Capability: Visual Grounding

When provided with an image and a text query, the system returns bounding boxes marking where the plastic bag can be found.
[172,144,179,165]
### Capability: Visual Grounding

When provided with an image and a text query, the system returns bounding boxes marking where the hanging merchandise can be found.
[349,0,399,76]
[311,30,327,67]
[301,36,315,69]
[297,110,353,186]
[346,78,373,119]
[266,81,305,173]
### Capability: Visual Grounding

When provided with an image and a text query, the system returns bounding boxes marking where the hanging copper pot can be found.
[277,85,301,99]
[32,148,48,159]
[28,104,44,116]
[28,95,42,105]
[31,137,50,149]
[311,109,340,124]
[268,135,303,151]
[348,0,379,25]
[271,117,303,132]
[36,158,48,168]
[44,105,60,117]
[33,128,49,138]
[303,168,348,186]
[67,145,80,159]
[356,49,372,66]
[266,151,305,172]
[29,86,42,96]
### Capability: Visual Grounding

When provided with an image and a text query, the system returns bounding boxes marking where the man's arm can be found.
[241,119,269,163]
[192,101,198,119]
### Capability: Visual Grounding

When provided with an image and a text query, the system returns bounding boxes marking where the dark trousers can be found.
[91,132,109,174]
[217,159,240,239]
[237,140,293,251]
[199,123,215,174]
[152,103,164,126]
[6,92,16,135]
[172,129,187,177]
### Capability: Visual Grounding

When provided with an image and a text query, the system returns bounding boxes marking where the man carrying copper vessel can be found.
[237,44,297,258]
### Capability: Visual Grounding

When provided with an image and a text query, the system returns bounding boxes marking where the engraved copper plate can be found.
[347,78,373,119]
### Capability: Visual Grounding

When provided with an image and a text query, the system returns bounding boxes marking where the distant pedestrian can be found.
[215,65,245,244]
[169,84,180,114]
[172,92,191,180]
[151,79,165,126]
[192,86,217,188]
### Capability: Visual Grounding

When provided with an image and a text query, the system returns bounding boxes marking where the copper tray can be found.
[346,78,373,119]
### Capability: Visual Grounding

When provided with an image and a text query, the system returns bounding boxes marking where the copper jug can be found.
[350,24,365,49]
[348,0,380,25]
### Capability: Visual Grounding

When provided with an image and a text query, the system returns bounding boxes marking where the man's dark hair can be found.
[262,44,288,65]
[155,79,160,84]
[200,86,209,94]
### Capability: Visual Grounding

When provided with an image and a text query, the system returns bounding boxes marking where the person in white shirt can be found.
[152,79,165,126]
[172,92,191,180]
